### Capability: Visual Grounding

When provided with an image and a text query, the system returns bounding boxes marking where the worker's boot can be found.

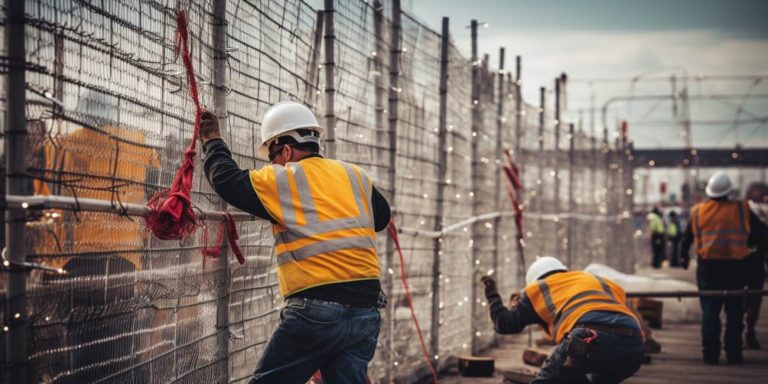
[643,338,662,354]
[702,353,719,365]
[745,330,761,350]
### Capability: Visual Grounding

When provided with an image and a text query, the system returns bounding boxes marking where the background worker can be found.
[647,207,666,268]
[744,182,768,350]
[481,256,644,383]
[200,101,391,383]
[667,211,682,267]
[680,172,768,364]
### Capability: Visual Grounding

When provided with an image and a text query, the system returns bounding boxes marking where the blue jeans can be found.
[532,327,644,384]
[249,297,381,384]
[697,261,744,360]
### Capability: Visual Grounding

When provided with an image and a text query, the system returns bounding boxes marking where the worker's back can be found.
[249,156,380,297]
[691,199,751,260]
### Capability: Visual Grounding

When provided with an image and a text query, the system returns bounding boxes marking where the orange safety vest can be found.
[250,157,380,297]
[525,271,640,343]
[691,200,751,260]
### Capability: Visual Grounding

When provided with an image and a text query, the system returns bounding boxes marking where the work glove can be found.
[200,110,221,144]
[508,292,521,309]
[480,276,498,299]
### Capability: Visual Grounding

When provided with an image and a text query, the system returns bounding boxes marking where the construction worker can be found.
[667,211,681,267]
[647,207,665,268]
[680,172,768,364]
[481,256,644,383]
[200,101,391,383]
[744,182,768,350]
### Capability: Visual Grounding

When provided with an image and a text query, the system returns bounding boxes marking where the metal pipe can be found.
[430,15,450,366]
[567,123,575,268]
[492,46,505,302]
[627,289,768,299]
[469,18,480,356]
[5,0,28,381]
[386,0,402,379]
[323,0,336,159]
[308,11,325,109]
[4,195,259,222]
[211,1,230,380]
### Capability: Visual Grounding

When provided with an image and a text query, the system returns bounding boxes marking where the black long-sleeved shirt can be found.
[487,293,547,334]
[203,138,391,307]
[680,199,768,267]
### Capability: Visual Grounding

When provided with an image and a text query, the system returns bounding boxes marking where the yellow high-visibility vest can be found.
[525,271,640,343]
[692,200,751,260]
[668,222,678,238]
[250,157,380,297]
[647,213,665,234]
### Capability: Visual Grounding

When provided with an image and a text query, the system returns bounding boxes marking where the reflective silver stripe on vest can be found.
[360,169,373,217]
[701,229,747,237]
[538,280,557,317]
[290,163,318,223]
[274,217,373,245]
[274,167,296,225]
[592,274,614,298]
[553,297,620,338]
[693,205,702,249]
[701,238,748,248]
[338,161,369,220]
[277,235,377,265]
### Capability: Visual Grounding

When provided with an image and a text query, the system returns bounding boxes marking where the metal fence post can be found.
[211,0,230,380]
[493,47,505,290]
[554,78,563,264]
[469,18,480,355]
[308,11,325,109]
[4,0,28,382]
[323,0,336,159]
[385,0,401,379]
[567,123,575,268]
[536,86,545,258]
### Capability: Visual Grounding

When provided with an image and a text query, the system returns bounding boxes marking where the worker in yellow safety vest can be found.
[680,172,768,364]
[200,101,391,383]
[647,207,666,268]
[667,210,681,267]
[481,256,645,383]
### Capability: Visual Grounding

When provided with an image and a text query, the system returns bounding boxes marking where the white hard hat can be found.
[526,256,568,286]
[257,101,323,160]
[705,171,732,199]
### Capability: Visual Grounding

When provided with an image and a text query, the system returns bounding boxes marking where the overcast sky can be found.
[407,0,768,150]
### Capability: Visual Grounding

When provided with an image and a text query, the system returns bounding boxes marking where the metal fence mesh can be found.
[1,1,635,382]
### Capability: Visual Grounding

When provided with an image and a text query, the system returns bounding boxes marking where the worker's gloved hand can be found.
[480,276,498,298]
[200,110,221,144]
[508,292,521,308]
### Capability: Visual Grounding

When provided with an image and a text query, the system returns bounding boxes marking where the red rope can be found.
[387,219,440,384]
[145,10,243,265]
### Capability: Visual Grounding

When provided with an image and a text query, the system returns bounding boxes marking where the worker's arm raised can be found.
[482,276,544,334]
[203,138,275,223]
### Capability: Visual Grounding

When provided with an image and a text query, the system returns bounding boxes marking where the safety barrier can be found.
[1,0,635,382]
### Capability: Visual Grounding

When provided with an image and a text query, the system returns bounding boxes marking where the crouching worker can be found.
[481,256,644,383]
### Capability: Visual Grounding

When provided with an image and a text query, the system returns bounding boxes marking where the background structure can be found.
[1,0,635,382]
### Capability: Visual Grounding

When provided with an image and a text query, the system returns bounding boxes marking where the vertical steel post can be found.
[323,0,336,159]
[4,0,28,382]
[514,56,524,284]
[492,47,505,293]
[567,124,575,268]
[469,18,480,355]
[211,0,230,380]
[385,0,401,378]
[603,128,612,264]
[430,16,450,367]
[554,78,562,263]
[373,1,385,156]
[537,87,545,258]
[308,11,325,109]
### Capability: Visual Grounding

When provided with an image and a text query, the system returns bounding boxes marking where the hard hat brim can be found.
[705,185,731,198]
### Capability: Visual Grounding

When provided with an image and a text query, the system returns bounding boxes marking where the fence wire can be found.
[1,1,635,383]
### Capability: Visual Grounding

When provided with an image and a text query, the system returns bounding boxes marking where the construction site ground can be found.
[437,266,768,383]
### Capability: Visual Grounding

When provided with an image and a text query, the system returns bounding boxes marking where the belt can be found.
[576,323,643,338]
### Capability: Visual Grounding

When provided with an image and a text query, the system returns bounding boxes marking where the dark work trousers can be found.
[668,238,680,267]
[744,252,766,337]
[697,259,745,361]
[651,234,665,269]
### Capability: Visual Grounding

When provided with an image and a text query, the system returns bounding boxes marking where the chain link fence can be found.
[1,0,635,382]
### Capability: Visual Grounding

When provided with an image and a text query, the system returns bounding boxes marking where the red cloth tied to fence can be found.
[145,10,244,265]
